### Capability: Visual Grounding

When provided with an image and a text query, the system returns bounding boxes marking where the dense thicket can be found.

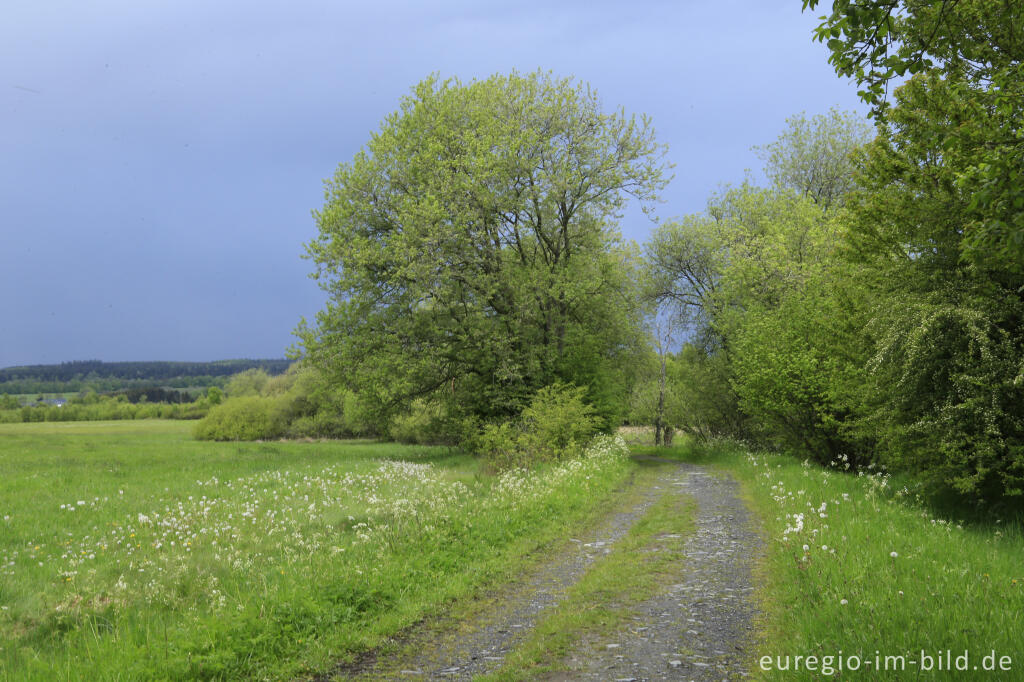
[193,365,376,441]
[640,2,1023,507]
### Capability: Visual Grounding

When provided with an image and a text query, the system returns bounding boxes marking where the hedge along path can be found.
[326,456,763,681]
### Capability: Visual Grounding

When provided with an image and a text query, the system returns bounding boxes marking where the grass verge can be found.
[656,439,1024,680]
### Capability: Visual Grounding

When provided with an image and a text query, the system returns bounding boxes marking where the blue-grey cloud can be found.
[0,0,864,367]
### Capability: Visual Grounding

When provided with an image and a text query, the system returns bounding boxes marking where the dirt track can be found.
[327,457,762,681]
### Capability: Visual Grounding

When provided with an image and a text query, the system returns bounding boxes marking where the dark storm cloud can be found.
[0,0,864,367]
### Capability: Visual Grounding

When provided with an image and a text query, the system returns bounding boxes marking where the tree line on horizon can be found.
[0,359,292,396]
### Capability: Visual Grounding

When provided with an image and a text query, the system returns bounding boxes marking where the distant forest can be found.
[0,359,292,395]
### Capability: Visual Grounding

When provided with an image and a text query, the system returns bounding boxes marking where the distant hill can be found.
[0,359,293,394]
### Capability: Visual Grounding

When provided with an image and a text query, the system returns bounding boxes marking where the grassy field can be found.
[0,421,633,680]
[652,439,1024,680]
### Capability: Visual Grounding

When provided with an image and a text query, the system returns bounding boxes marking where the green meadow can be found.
[0,421,632,680]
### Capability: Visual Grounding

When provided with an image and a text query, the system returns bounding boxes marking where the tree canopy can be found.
[805,0,1024,271]
[300,71,668,430]
[753,108,872,210]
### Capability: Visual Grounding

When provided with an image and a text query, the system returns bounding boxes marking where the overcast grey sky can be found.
[1,0,865,368]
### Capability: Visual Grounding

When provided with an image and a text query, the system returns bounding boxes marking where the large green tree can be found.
[645,110,873,455]
[805,0,1024,271]
[805,0,1024,501]
[300,72,667,429]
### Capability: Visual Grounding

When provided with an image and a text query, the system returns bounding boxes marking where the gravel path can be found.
[557,461,763,681]
[328,459,762,681]
[336,471,667,680]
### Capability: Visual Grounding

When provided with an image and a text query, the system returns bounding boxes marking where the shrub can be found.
[388,400,453,445]
[193,396,287,441]
[864,296,1024,501]
[225,369,270,397]
[286,410,350,439]
[474,382,601,468]
[518,383,600,460]
[474,422,522,470]
[190,362,391,442]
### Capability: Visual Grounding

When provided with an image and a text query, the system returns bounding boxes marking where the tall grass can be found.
[0,421,633,680]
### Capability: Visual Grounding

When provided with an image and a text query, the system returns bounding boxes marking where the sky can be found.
[1,0,866,368]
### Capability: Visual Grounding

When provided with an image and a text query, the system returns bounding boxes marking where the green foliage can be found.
[753,108,872,210]
[300,70,662,428]
[192,363,378,441]
[729,264,871,461]
[225,368,271,397]
[474,421,523,470]
[669,344,750,441]
[644,80,1024,504]
[647,181,864,458]
[806,0,1024,271]
[473,383,600,468]
[627,350,669,424]
[192,395,288,441]
[518,383,600,460]
[862,294,1024,499]
[834,63,1024,501]
[388,399,456,445]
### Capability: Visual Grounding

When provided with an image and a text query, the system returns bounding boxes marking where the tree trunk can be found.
[655,348,666,446]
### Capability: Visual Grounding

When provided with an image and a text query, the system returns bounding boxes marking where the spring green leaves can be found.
[301,71,668,431]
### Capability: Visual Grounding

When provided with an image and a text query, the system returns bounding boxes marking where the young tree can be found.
[645,184,850,452]
[645,106,873,456]
[301,71,668,428]
[628,317,684,445]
